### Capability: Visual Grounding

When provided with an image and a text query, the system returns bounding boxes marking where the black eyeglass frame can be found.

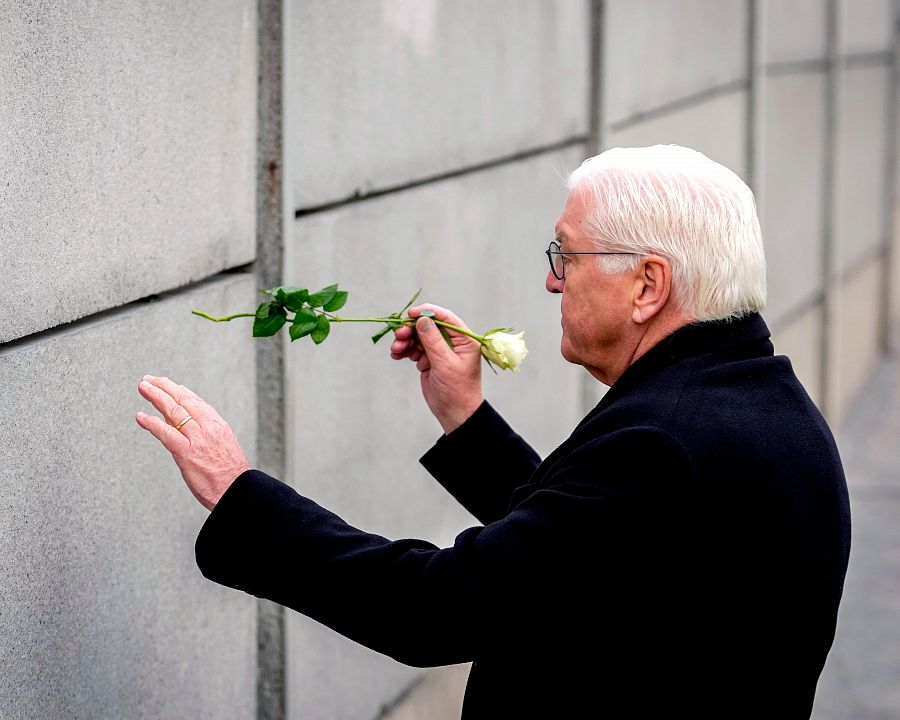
[545,241,643,280]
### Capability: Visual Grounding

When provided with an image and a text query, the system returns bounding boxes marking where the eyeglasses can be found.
[545,241,643,280]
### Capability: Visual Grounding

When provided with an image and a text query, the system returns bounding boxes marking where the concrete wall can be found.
[0,2,259,718]
[2,1,897,719]
[283,2,589,716]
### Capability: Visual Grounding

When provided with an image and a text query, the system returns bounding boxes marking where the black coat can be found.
[196,313,851,719]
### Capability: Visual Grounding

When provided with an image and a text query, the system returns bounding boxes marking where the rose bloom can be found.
[482,331,529,371]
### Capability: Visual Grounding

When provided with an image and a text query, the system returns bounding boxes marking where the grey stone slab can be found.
[605,91,749,183]
[836,65,890,274]
[604,0,747,125]
[762,73,826,325]
[0,2,257,344]
[287,0,590,209]
[843,0,894,56]
[765,0,826,65]
[284,147,587,717]
[811,351,900,719]
[287,615,422,720]
[0,275,258,719]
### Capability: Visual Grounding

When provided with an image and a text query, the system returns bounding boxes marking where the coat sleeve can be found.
[195,426,695,668]
[418,400,541,524]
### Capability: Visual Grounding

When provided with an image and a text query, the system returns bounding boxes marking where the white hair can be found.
[566,145,766,322]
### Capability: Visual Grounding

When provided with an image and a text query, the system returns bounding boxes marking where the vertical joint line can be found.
[255,0,287,719]
[820,0,842,423]
[582,0,606,417]
[879,0,900,353]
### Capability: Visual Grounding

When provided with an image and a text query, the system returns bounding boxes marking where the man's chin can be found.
[560,339,579,366]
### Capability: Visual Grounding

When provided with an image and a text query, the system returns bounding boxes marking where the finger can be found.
[393,325,414,340]
[138,380,201,434]
[136,411,190,455]
[390,335,421,356]
[414,316,459,365]
[144,375,216,423]
[408,304,472,334]
[416,353,431,372]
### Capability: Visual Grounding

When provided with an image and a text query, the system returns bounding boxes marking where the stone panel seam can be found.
[0,267,254,356]
[819,0,842,423]
[293,136,589,219]
[767,50,892,77]
[849,485,900,501]
[607,79,750,133]
[878,2,900,353]
[255,0,286,717]
[747,0,766,207]
[770,245,884,336]
[770,291,825,337]
[370,674,426,720]
[581,0,605,419]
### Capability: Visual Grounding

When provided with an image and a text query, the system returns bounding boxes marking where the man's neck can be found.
[587,311,693,386]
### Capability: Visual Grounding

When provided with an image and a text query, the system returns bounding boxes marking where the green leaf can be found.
[322,290,348,312]
[483,326,515,336]
[480,347,499,375]
[288,308,318,341]
[255,300,273,319]
[371,325,392,344]
[253,302,288,337]
[281,287,309,312]
[371,318,404,344]
[437,325,454,350]
[420,309,435,319]
[311,314,331,344]
[400,288,422,315]
[308,284,339,308]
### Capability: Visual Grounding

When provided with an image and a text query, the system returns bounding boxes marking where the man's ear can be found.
[631,255,671,324]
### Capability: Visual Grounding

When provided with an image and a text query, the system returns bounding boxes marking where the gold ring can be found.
[174,414,194,430]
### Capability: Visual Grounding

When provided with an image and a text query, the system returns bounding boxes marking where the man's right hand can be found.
[390,304,484,435]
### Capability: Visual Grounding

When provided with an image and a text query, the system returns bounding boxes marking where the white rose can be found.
[481,331,529,371]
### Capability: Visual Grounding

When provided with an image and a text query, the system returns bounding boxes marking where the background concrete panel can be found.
[762,73,825,326]
[286,627,469,720]
[0,1,257,344]
[892,204,900,339]
[811,351,900,720]
[284,148,585,718]
[381,664,470,720]
[771,303,823,409]
[843,0,894,55]
[604,0,747,125]
[0,275,258,719]
[837,259,882,419]
[835,65,890,274]
[605,92,749,182]
[765,0,826,64]
[288,0,590,209]
[287,616,420,720]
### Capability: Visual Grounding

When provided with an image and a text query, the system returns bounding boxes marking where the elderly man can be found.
[136,145,850,719]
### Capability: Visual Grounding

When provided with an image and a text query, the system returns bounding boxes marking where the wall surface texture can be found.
[1,1,897,719]
[0,2,260,718]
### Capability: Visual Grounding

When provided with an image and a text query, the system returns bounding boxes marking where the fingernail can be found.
[418,317,433,332]
[143,374,153,382]
[136,412,146,421]
[140,380,151,389]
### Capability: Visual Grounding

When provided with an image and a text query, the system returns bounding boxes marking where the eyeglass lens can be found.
[549,241,564,280]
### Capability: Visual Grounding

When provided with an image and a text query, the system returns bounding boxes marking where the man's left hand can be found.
[136,375,251,511]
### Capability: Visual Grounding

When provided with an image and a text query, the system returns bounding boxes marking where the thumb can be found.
[416,316,456,363]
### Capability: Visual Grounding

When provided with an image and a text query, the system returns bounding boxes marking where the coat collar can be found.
[578,312,774,428]
[507,313,774,509]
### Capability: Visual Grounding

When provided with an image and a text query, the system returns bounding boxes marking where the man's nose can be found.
[546,269,564,294]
